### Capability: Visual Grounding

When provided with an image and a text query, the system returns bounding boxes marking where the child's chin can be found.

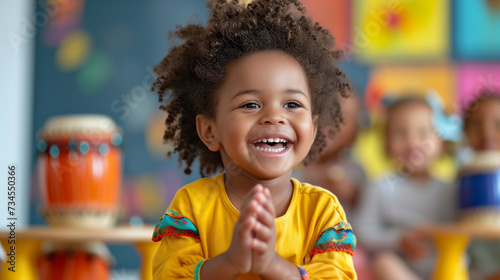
[252,167,290,180]
[395,160,429,174]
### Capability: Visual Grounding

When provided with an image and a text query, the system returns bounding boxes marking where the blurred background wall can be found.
[1,0,500,277]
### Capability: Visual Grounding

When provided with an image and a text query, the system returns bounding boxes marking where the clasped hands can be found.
[226,184,278,276]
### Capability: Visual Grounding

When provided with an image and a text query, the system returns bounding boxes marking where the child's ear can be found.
[196,115,221,152]
[312,115,319,141]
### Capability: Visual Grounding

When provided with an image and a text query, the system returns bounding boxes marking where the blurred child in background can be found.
[354,97,456,280]
[462,91,500,280]
[296,93,365,217]
[295,93,372,279]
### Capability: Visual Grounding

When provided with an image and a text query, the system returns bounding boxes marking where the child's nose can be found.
[409,139,424,152]
[260,105,285,125]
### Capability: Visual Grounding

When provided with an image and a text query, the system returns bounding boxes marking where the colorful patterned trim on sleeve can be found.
[194,259,207,280]
[310,221,356,258]
[152,209,200,242]
[297,266,310,280]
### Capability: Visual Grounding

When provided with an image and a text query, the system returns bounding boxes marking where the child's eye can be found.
[284,102,302,109]
[241,103,260,109]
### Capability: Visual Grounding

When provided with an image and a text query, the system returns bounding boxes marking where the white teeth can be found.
[255,146,286,152]
[254,138,287,144]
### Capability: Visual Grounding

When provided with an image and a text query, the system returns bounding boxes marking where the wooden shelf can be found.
[1,225,155,243]
[419,223,500,239]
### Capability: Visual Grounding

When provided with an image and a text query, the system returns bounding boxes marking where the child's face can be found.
[386,103,441,173]
[465,99,500,151]
[201,51,318,179]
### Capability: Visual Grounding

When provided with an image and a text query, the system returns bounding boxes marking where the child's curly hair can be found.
[463,90,500,130]
[151,0,351,176]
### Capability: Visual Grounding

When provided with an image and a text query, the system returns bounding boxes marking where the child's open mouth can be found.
[252,138,290,153]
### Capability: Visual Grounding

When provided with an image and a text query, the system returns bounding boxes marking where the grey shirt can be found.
[353,173,457,253]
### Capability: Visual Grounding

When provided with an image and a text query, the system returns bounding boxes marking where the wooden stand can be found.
[0,226,158,280]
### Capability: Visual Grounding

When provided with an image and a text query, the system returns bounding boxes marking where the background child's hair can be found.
[384,96,431,121]
[151,0,351,176]
[462,90,500,130]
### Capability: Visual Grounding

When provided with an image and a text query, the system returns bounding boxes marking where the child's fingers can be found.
[254,191,276,220]
[235,215,255,246]
[239,199,259,221]
[254,202,275,229]
[240,184,263,209]
[264,187,271,198]
[240,190,258,209]
[253,219,273,242]
[251,236,269,255]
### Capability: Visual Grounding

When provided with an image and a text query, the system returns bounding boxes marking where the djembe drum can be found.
[458,151,500,227]
[37,114,123,228]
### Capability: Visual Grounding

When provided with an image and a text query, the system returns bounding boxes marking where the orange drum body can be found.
[37,115,122,228]
[38,252,109,280]
[38,243,112,280]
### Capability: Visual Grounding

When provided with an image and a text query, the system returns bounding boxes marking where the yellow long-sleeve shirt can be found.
[152,173,357,279]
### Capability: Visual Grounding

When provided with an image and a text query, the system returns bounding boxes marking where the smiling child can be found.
[150,1,356,279]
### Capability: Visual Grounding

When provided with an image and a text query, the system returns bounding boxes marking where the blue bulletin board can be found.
[32,0,209,270]
[454,0,500,59]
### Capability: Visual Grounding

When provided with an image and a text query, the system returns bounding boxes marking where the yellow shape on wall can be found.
[56,30,91,71]
[146,112,175,160]
[353,0,448,62]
